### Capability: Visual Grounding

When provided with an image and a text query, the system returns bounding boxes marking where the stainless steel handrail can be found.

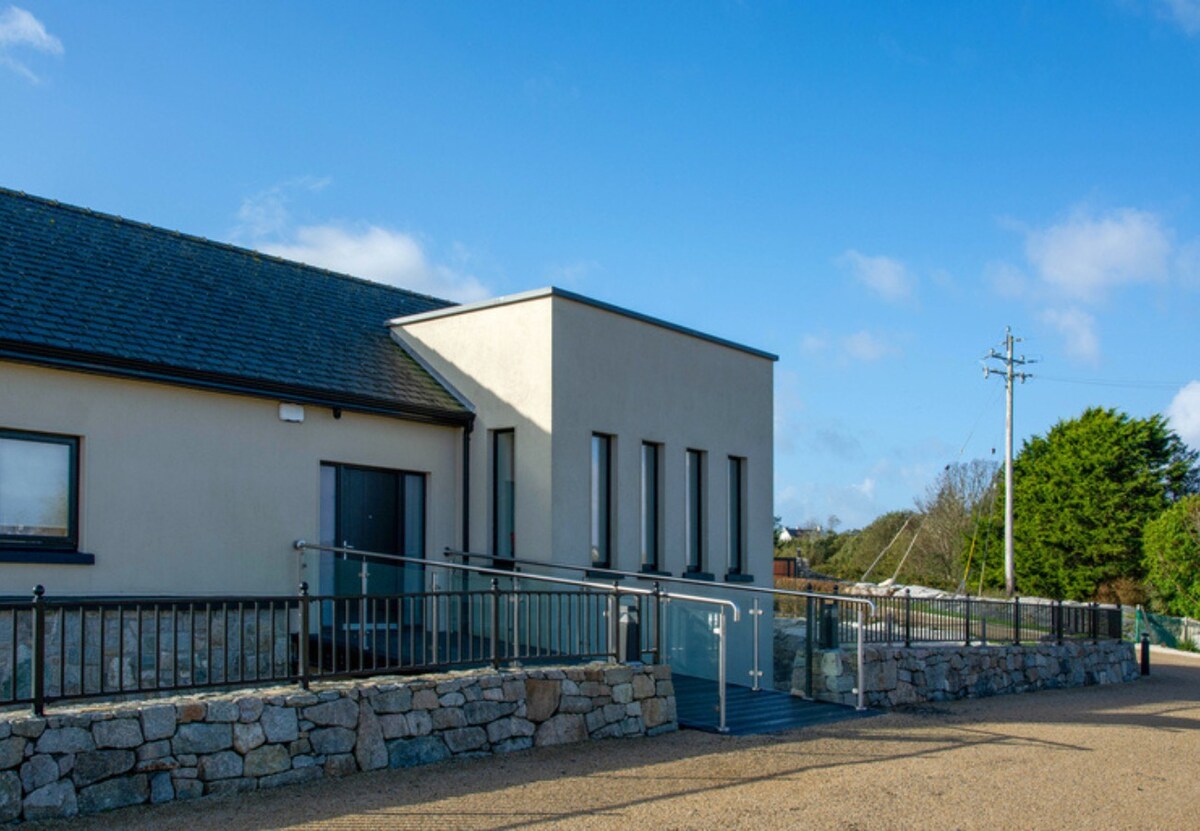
[445,548,875,711]
[292,541,740,731]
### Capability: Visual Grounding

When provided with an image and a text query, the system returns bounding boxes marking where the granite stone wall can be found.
[0,663,676,823]
[779,639,1137,708]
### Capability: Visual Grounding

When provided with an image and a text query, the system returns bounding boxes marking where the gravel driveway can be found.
[27,649,1200,831]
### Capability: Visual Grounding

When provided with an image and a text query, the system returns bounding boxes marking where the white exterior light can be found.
[278,403,305,423]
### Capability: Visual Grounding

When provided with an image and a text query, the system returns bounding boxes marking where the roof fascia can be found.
[0,342,474,429]
[389,286,778,362]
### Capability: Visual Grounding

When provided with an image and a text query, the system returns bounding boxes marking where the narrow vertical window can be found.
[685,449,705,573]
[728,456,745,575]
[640,442,661,570]
[591,434,613,568]
[492,430,515,559]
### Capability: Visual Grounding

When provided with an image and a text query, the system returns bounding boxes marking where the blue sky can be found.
[3,2,1199,529]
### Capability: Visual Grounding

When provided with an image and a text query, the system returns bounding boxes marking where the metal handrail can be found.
[292,541,741,730]
[444,548,874,711]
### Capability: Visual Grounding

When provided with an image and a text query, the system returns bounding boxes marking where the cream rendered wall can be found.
[0,361,461,597]
[391,299,556,563]
[549,298,774,586]
[395,292,776,687]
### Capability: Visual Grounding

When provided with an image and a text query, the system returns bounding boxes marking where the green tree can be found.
[988,407,1198,601]
[824,511,914,582]
[1142,496,1200,617]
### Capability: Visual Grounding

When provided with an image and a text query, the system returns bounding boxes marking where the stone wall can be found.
[0,662,676,823]
[780,640,1137,708]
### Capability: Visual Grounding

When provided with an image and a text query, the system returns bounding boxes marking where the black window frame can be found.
[591,433,614,569]
[491,429,516,562]
[640,441,663,573]
[685,448,706,575]
[0,428,81,556]
[727,455,746,576]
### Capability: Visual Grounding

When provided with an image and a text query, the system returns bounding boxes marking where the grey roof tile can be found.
[0,188,470,423]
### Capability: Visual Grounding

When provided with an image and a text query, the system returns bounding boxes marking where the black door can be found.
[327,464,426,605]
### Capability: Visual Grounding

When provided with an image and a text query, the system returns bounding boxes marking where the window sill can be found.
[0,550,96,565]
[725,573,755,584]
[586,568,622,581]
[639,567,671,577]
[682,570,715,582]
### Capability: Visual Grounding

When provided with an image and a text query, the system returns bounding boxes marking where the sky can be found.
[3,2,1199,530]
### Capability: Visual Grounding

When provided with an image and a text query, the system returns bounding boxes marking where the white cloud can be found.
[1040,307,1100,364]
[1024,207,1171,302]
[1160,0,1200,35]
[852,477,877,500]
[1178,240,1200,290]
[984,261,1028,299]
[236,177,330,239]
[799,333,827,355]
[0,6,63,83]
[838,250,914,303]
[234,178,489,303]
[1167,381,1200,449]
[262,225,489,303]
[544,260,599,288]
[842,330,892,361]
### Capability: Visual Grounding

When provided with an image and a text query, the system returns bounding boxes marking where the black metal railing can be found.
[2,579,659,715]
[775,586,1122,649]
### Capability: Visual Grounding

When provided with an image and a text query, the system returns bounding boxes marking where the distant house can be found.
[0,187,777,685]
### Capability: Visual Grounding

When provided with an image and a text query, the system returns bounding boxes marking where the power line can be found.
[1035,375,1186,390]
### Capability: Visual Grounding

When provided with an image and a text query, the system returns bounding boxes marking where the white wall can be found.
[549,297,775,585]
[0,361,461,597]
[393,298,556,563]
[395,290,776,686]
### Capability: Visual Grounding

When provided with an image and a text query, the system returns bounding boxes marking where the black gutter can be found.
[0,340,474,428]
[462,421,473,551]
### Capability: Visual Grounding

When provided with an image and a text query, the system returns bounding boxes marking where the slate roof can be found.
[0,188,472,425]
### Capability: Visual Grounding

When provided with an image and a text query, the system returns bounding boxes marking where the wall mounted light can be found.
[279,403,305,423]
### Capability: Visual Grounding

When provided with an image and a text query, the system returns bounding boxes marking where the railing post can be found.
[750,598,762,691]
[964,595,972,647]
[804,594,815,698]
[609,581,620,663]
[1091,602,1099,643]
[1013,596,1021,645]
[904,589,912,648]
[31,585,45,716]
[511,577,521,666]
[297,582,310,690]
[653,582,664,665]
[490,578,500,669]
[855,605,866,711]
[1055,599,1064,645]
[717,606,728,733]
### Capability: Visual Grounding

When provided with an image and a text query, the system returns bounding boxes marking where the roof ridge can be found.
[0,185,458,311]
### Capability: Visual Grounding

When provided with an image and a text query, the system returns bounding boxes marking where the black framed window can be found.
[591,433,614,568]
[492,429,515,559]
[728,456,746,575]
[641,442,661,571]
[0,429,79,551]
[685,449,705,573]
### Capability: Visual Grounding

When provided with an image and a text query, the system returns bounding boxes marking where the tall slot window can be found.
[685,449,705,573]
[492,430,515,559]
[591,433,614,568]
[0,429,79,551]
[728,456,746,575]
[640,442,661,570]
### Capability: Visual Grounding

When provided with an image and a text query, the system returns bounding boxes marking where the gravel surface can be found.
[27,649,1200,831]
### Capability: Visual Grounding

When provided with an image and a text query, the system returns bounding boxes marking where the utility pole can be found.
[983,327,1033,597]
